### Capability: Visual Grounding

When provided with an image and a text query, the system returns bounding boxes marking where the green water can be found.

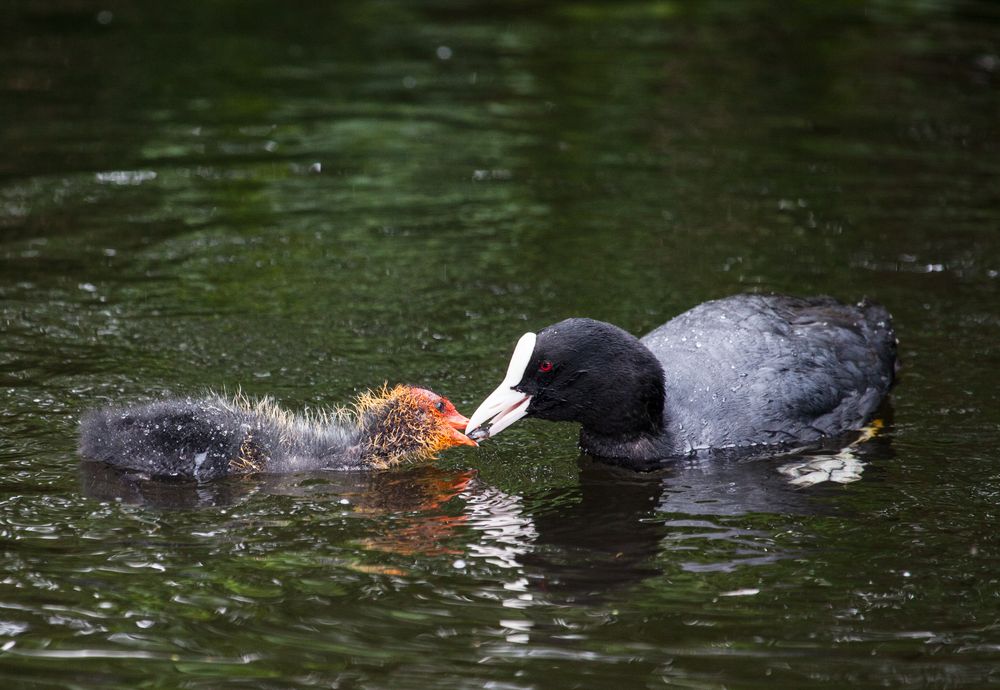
[2,1,999,687]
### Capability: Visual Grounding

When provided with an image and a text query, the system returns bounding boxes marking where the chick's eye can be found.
[435,400,446,412]
[538,360,554,373]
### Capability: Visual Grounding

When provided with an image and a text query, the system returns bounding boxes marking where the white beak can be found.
[465,332,537,439]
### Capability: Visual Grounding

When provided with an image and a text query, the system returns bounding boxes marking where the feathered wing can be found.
[643,295,896,451]
[771,297,896,435]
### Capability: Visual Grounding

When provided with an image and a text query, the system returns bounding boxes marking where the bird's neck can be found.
[353,397,427,469]
[578,424,677,468]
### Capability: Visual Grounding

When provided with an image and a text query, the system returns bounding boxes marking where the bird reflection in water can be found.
[80,463,479,556]
[777,418,886,487]
[79,416,893,603]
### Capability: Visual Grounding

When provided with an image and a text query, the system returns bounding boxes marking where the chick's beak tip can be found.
[446,426,478,447]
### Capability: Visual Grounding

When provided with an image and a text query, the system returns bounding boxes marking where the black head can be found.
[466,318,665,440]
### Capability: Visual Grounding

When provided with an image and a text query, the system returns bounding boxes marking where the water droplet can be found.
[96,170,157,185]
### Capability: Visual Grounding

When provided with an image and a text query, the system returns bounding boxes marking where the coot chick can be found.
[466,294,897,465]
[80,385,476,481]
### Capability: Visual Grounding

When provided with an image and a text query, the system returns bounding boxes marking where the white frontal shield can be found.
[465,332,537,439]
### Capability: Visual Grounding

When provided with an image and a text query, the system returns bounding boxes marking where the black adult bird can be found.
[465,294,897,465]
[80,385,476,481]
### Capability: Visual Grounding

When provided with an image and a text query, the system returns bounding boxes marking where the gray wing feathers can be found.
[642,294,895,451]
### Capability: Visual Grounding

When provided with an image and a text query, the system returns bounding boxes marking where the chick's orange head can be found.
[409,387,478,448]
[356,385,478,467]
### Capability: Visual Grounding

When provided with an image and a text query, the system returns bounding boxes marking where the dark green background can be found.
[1,1,998,687]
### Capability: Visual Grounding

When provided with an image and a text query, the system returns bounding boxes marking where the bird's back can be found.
[79,397,254,480]
[641,294,896,452]
[79,396,360,480]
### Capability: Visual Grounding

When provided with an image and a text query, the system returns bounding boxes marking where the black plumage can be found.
[470,294,897,464]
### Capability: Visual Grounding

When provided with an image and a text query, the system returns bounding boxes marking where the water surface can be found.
[2,1,999,687]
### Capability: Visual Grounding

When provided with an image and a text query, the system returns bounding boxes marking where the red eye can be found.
[538,360,553,373]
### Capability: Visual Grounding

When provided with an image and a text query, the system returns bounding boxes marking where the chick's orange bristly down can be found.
[356,385,477,469]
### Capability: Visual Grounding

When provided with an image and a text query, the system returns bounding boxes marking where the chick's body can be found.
[79,386,473,481]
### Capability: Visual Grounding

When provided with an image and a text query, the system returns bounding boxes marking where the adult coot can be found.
[465,294,897,464]
[80,385,476,481]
